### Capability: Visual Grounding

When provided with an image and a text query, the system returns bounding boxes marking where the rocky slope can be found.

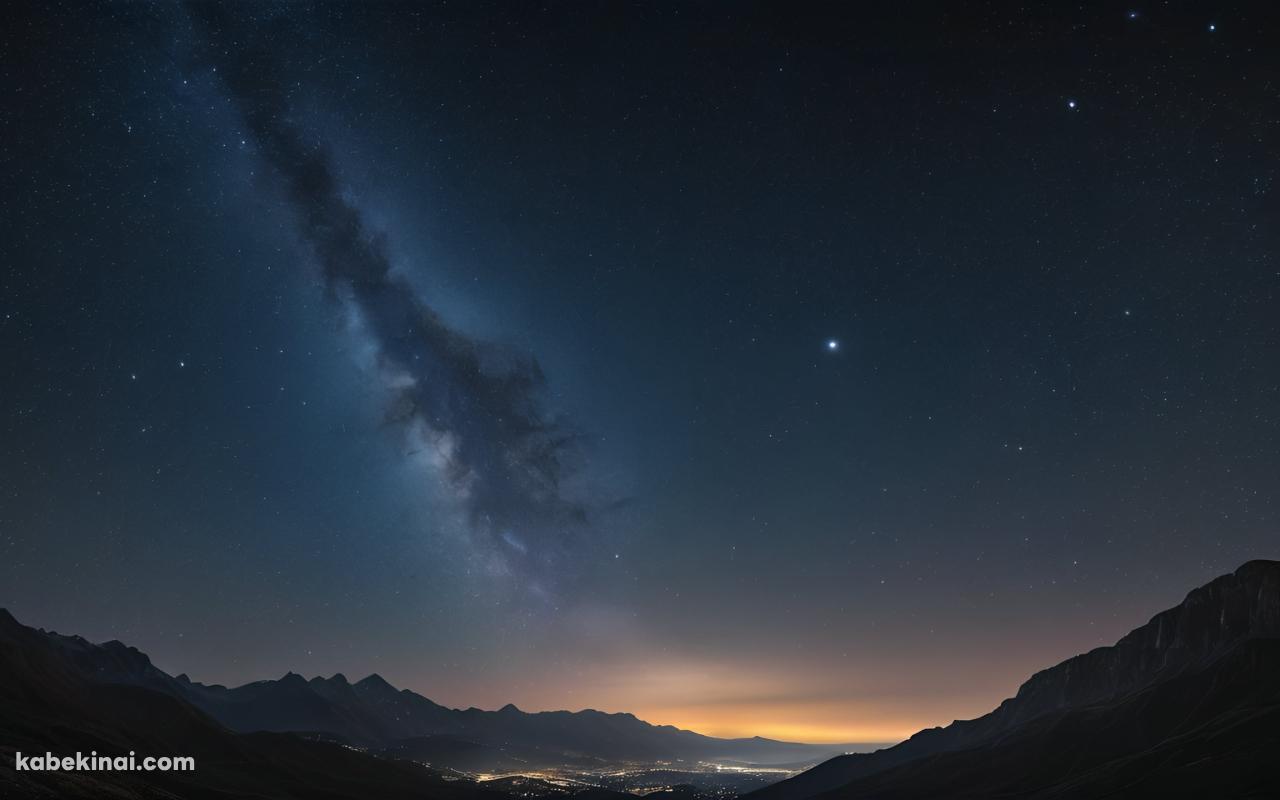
[749,560,1280,800]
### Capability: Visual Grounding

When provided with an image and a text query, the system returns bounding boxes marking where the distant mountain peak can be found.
[499,702,520,713]
[354,673,397,693]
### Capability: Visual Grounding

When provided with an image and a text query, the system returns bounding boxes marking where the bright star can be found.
[1067,99,1078,110]
[826,339,839,352]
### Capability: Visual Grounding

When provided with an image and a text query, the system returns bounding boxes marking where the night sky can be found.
[2,3,1277,743]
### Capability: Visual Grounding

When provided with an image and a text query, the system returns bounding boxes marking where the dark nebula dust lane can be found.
[190,7,591,583]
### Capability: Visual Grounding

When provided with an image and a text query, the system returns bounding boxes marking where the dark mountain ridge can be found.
[4,609,845,769]
[749,559,1280,800]
[175,666,840,764]
[6,560,1277,798]
[0,606,521,800]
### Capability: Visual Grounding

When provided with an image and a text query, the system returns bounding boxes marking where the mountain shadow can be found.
[0,605,542,799]
[747,559,1280,800]
[0,607,841,797]
[17,621,845,769]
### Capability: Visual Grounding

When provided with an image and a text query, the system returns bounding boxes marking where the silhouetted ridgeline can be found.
[0,606,841,798]
[748,559,1280,800]
[2,561,1277,798]
[19,624,843,766]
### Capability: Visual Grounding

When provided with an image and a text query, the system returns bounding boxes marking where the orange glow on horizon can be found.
[644,716,912,745]
[625,704,917,745]
[401,634,1062,750]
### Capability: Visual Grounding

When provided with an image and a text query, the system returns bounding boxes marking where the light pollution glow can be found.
[402,654,1056,746]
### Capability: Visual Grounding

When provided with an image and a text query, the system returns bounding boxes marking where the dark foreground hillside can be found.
[4,561,1278,799]
[750,560,1280,800]
[0,607,616,800]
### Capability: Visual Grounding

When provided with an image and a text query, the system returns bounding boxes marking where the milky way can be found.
[193,8,589,585]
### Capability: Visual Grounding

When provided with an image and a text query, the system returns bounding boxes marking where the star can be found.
[826,339,839,352]
[1067,99,1078,110]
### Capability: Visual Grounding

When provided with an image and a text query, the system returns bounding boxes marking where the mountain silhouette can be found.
[164,661,842,765]
[748,559,1280,800]
[0,606,845,792]
[3,560,1277,797]
[0,606,532,799]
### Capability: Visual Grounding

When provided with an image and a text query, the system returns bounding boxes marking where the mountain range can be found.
[748,559,1280,799]
[32,623,844,768]
[0,605,844,798]
[3,560,1278,798]
[0,603,519,800]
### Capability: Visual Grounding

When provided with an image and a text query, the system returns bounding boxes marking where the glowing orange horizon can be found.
[607,700,926,745]
[641,715,913,745]
[395,637,1074,750]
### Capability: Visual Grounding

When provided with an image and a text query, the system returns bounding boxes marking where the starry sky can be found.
[1,3,1277,743]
